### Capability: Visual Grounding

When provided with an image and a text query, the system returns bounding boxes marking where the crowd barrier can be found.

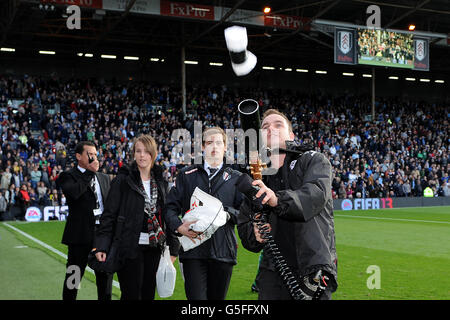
[0,205,69,222]
[333,197,450,211]
[2,198,449,222]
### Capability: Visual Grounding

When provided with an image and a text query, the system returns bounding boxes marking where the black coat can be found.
[58,167,110,246]
[163,163,243,265]
[94,163,180,260]
[237,151,338,292]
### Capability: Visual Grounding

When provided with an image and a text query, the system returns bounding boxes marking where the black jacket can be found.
[237,151,338,292]
[163,163,243,265]
[94,163,180,260]
[58,167,110,245]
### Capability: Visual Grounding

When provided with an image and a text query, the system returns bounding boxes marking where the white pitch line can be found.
[2,222,120,289]
[335,214,450,225]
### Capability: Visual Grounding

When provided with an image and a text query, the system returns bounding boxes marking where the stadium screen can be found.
[357,28,414,69]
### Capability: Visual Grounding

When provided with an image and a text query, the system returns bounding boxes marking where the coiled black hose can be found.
[253,213,328,300]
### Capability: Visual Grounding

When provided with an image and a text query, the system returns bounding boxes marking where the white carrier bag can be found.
[180,187,229,252]
[156,245,176,298]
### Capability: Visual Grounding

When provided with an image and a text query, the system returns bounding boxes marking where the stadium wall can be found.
[333,197,450,211]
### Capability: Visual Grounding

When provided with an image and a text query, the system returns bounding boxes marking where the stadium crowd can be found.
[0,74,449,220]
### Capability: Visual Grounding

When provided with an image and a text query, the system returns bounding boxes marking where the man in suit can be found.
[58,141,113,300]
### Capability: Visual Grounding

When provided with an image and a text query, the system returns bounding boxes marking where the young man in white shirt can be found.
[164,127,243,300]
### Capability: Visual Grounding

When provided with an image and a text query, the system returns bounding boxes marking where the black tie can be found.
[209,168,218,178]
[90,178,100,209]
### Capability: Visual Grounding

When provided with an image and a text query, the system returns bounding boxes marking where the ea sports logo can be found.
[25,207,42,222]
[341,199,353,211]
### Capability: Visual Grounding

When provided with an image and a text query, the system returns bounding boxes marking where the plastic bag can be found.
[180,187,229,251]
[156,245,176,298]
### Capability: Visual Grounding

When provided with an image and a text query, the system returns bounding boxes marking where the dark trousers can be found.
[63,244,113,301]
[181,259,233,300]
[257,268,332,300]
[116,246,161,300]
[18,204,27,220]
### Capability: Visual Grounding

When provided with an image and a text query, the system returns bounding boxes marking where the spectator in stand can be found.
[402,179,412,197]
[0,191,7,220]
[37,181,47,200]
[29,188,39,206]
[441,182,450,197]
[1,167,11,191]
[16,184,30,220]
[5,184,15,208]
[50,189,60,206]
[30,164,42,190]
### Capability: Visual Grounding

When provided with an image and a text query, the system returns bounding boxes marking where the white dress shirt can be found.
[78,165,104,216]
[204,161,223,180]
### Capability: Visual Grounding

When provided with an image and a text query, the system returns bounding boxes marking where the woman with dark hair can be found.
[93,134,179,300]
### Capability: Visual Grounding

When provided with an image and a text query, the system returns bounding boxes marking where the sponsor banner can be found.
[334,27,357,65]
[40,0,103,9]
[160,0,214,20]
[23,206,69,221]
[25,207,43,222]
[413,37,430,71]
[339,198,393,211]
[56,0,311,30]
[334,196,450,211]
[264,14,311,31]
[43,206,69,221]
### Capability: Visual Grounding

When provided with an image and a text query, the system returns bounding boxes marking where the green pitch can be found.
[1,206,449,300]
[358,57,414,69]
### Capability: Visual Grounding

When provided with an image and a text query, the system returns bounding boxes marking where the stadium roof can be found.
[1,0,449,72]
